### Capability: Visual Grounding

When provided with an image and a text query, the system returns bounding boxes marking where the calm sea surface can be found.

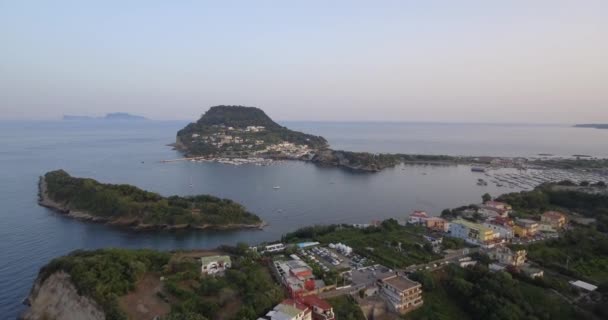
[1,121,606,317]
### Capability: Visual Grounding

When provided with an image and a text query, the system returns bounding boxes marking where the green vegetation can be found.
[409,265,583,320]
[516,228,608,283]
[39,249,171,320]
[38,247,283,320]
[163,254,284,319]
[283,220,440,268]
[43,170,261,227]
[326,296,366,320]
[496,184,608,231]
[177,105,327,156]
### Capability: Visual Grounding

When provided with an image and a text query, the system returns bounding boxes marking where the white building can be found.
[200,255,232,275]
[483,222,513,239]
[262,299,312,320]
[265,243,286,253]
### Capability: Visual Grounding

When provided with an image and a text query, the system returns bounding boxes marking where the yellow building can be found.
[513,219,538,238]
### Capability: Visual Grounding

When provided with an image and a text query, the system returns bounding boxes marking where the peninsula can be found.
[574,124,608,129]
[174,105,457,172]
[38,170,263,230]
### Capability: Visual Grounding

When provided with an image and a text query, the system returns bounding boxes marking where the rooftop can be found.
[300,295,332,310]
[274,299,309,316]
[411,211,428,218]
[452,219,494,234]
[516,219,538,227]
[543,211,565,219]
[569,280,598,291]
[200,255,231,265]
[380,275,421,292]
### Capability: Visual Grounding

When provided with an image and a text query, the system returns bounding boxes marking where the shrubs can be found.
[39,249,170,320]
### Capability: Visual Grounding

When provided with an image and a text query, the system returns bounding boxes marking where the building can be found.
[265,243,286,253]
[484,201,512,212]
[299,295,335,320]
[262,299,312,320]
[408,211,429,225]
[425,217,448,232]
[274,258,323,298]
[569,280,598,292]
[522,266,543,279]
[200,255,232,275]
[488,246,526,267]
[513,219,539,238]
[483,219,514,240]
[423,235,443,253]
[377,274,423,314]
[448,219,499,246]
[541,211,566,230]
[478,206,508,218]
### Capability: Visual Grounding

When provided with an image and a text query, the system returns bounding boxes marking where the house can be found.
[200,255,232,275]
[521,266,543,279]
[483,218,514,239]
[425,217,448,232]
[488,246,526,267]
[262,299,312,320]
[541,211,566,230]
[484,201,512,212]
[408,211,428,225]
[377,274,423,314]
[274,259,321,298]
[423,235,443,253]
[513,219,539,238]
[448,219,499,246]
[478,206,508,218]
[299,295,335,320]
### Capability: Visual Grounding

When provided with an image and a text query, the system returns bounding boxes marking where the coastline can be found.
[37,177,266,232]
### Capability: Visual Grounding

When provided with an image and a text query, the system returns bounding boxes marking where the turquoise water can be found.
[0,121,606,317]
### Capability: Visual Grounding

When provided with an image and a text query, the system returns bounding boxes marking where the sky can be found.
[1,1,607,122]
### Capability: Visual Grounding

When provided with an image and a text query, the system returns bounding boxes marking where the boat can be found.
[273,186,280,189]
[471,167,486,172]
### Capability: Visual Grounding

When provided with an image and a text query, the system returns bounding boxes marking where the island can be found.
[174,105,459,172]
[574,124,608,129]
[63,112,147,121]
[38,170,263,230]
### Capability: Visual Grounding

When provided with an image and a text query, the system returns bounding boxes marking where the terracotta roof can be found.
[299,295,332,310]
[411,211,428,217]
[543,211,565,219]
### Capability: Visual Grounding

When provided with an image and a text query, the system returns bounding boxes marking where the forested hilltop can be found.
[39,170,263,230]
[176,105,328,157]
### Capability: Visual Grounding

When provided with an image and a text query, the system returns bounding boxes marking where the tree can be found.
[580,180,590,186]
[482,193,492,203]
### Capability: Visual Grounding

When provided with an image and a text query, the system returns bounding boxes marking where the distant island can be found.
[174,105,457,172]
[574,124,608,129]
[38,170,263,230]
[63,112,147,121]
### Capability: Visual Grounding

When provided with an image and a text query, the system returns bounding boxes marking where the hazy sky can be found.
[1,1,607,122]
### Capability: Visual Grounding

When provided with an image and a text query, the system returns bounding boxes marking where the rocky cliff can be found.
[21,271,105,320]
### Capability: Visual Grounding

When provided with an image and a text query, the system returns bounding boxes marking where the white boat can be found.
[273,186,280,189]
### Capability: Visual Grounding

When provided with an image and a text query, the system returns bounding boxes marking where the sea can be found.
[1,120,607,318]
